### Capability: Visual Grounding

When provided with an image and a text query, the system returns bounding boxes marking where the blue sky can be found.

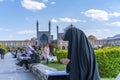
[0,0,120,40]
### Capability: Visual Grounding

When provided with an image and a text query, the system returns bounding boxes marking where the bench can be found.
[29,63,69,80]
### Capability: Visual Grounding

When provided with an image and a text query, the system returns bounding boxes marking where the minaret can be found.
[36,20,39,33]
[49,20,51,43]
[56,25,59,42]
[36,20,39,45]
[49,20,51,36]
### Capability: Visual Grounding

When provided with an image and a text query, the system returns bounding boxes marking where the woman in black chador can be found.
[61,25,100,80]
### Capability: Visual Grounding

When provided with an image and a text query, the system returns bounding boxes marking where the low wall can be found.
[29,63,69,80]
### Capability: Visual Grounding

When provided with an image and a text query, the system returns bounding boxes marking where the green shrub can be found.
[0,44,8,53]
[95,46,120,78]
[56,50,68,63]
[38,49,44,54]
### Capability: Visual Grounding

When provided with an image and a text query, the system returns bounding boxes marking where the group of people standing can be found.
[0,48,5,59]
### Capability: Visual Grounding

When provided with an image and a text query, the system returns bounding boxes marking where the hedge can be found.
[95,46,120,78]
[55,46,120,78]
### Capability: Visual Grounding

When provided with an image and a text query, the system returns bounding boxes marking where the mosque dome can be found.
[88,35,97,41]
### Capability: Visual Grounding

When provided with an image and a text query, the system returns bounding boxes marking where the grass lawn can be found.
[101,78,115,80]
[41,60,115,80]
[41,60,66,70]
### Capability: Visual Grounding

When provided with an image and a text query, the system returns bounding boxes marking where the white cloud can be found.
[51,1,55,4]
[59,17,83,23]
[21,0,46,11]
[83,9,109,21]
[17,30,35,35]
[109,12,120,17]
[51,18,58,23]
[106,22,120,27]
[0,0,4,2]
[50,17,85,23]
[85,29,113,39]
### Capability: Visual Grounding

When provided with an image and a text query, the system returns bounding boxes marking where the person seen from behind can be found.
[60,25,100,80]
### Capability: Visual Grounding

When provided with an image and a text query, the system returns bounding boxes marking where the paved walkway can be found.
[0,52,39,80]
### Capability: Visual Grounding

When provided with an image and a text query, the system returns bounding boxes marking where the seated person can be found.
[16,45,40,72]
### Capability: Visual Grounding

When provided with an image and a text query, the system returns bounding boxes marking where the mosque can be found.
[36,21,63,44]
[36,20,68,49]
[36,20,51,45]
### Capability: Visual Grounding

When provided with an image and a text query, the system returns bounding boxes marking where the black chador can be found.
[63,25,100,80]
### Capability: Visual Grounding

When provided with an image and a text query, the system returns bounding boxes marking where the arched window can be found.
[40,34,48,45]
[62,46,65,50]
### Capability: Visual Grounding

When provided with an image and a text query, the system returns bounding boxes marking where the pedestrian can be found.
[0,48,5,59]
[61,25,100,80]
[44,44,50,64]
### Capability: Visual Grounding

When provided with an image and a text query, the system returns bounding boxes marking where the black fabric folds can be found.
[63,26,100,80]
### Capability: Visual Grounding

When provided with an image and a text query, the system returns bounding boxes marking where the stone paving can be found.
[0,52,39,80]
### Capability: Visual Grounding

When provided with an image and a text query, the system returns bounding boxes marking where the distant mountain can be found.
[107,34,120,39]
